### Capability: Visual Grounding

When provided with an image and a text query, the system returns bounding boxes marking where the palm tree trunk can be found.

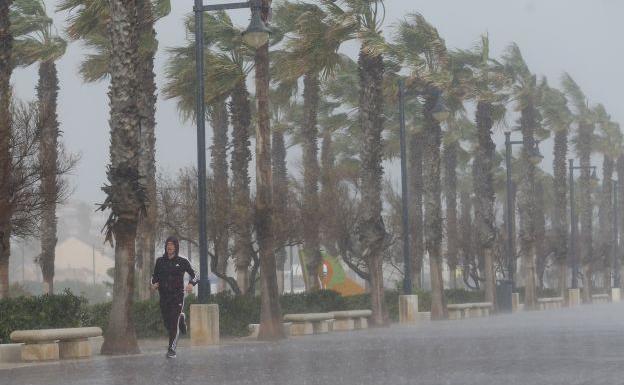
[424,92,446,320]
[302,71,322,291]
[535,179,547,289]
[102,218,140,354]
[618,155,624,289]
[135,0,158,301]
[100,0,142,355]
[209,100,230,292]
[578,121,594,302]
[599,156,614,289]
[255,0,284,340]
[553,127,568,296]
[443,138,459,289]
[518,102,539,309]
[473,101,496,308]
[272,128,288,295]
[0,0,13,300]
[320,127,338,257]
[230,80,253,294]
[409,131,424,289]
[358,47,388,326]
[459,190,474,287]
[37,60,60,295]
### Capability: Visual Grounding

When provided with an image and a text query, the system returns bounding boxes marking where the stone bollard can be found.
[190,304,219,346]
[612,288,621,302]
[399,295,419,324]
[511,293,521,313]
[568,288,581,307]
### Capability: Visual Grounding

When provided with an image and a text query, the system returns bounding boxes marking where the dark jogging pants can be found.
[159,291,184,351]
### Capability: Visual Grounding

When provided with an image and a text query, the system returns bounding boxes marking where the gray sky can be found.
[11,0,624,205]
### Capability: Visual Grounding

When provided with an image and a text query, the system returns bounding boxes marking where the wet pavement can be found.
[3,302,624,385]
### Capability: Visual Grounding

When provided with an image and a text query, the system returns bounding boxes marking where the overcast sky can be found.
[11,0,624,206]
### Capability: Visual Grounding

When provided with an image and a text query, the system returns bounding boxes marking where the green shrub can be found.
[0,287,501,343]
[0,289,86,343]
[516,287,561,302]
[281,290,346,314]
[445,288,485,304]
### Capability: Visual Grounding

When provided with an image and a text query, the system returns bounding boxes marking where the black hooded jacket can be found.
[151,236,198,294]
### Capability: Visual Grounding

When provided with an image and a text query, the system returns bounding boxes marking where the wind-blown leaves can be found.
[11,0,66,67]
[540,78,572,134]
[164,13,254,123]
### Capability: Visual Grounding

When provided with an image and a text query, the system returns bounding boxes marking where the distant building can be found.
[53,237,113,285]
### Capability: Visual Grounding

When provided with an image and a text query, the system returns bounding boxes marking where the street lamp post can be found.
[194,0,270,302]
[568,159,597,290]
[503,132,543,311]
[398,79,411,295]
[613,179,620,288]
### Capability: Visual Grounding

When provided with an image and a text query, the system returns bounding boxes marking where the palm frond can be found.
[561,72,589,116]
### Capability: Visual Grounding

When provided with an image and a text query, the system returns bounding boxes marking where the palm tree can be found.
[209,98,230,293]
[267,85,297,293]
[0,0,12,299]
[504,43,543,309]
[255,0,284,340]
[394,13,456,319]
[12,0,67,295]
[409,126,425,289]
[618,154,624,288]
[135,0,162,301]
[439,54,475,290]
[539,80,572,296]
[349,0,388,326]
[57,0,170,300]
[230,79,254,295]
[318,101,350,259]
[594,105,622,289]
[562,73,595,302]
[453,35,508,303]
[272,1,348,291]
[443,115,473,288]
[98,0,143,355]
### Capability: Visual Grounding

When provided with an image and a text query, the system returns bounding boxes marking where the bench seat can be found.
[331,310,372,331]
[447,302,492,320]
[10,327,102,362]
[592,294,610,304]
[283,313,334,336]
[537,297,564,310]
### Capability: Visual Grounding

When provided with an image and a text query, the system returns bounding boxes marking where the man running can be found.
[151,236,197,358]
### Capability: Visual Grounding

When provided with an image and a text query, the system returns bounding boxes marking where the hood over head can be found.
[164,236,180,257]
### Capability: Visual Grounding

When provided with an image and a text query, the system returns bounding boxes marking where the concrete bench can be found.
[283,313,334,336]
[10,327,102,361]
[416,311,431,322]
[331,310,372,331]
[537,297,564,310]
[592,294,610,304]
[447,302,493,320]
[248,323,292,338]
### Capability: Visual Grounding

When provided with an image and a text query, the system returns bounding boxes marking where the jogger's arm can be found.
[184,259,199,286]
[151,258,162,288]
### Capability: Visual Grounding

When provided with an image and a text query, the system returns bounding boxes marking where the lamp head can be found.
[529,140,544,164]
[242,2,271,49]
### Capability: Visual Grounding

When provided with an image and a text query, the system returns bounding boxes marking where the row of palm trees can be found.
[160,1,623,324]
[1,0,621,354]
